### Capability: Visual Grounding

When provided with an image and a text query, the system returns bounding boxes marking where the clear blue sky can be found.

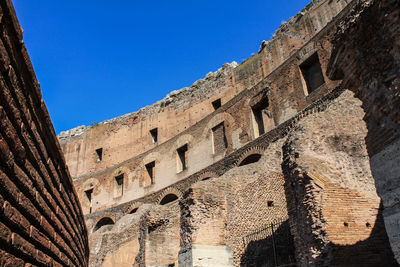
[13,0,310,134]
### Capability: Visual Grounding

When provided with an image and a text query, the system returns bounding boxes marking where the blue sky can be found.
[12,0,310,134]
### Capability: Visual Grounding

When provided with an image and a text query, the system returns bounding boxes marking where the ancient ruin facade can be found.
[0,0,89,266]
[56,0,400,266]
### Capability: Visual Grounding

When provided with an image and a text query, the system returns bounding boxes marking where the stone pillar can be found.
[178,181,234,267]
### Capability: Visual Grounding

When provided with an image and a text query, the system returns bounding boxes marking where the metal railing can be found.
[242,219,296,267]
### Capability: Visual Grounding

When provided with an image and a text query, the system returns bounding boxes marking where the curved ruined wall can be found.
[61,0,350,216]
[58,62,237,178]
[0,1,89,266]
[54,0,400,266]
[58,0,351,181]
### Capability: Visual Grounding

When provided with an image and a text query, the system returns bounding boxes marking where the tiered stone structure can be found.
[58,0,400,266]
[0,0,89,266]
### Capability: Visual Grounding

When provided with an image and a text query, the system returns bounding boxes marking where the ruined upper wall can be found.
[58,62,237,178]
[0,0,89,265]
[58,62,238,142]
[59,0,351,180]
[58,0,355,218]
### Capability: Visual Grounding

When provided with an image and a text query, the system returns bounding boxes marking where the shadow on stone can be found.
[240,220,296,267]
[316,202,398,267]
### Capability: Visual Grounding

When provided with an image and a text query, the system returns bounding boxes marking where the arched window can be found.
[238,154,262,166]
[160,194,179,205]
[201,177,212,181]
[93,217,114,232]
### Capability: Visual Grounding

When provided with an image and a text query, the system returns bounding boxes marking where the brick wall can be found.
[327,0,400,262]
[0,1,89,266]
[328,0,400,157]
[62,1,352,217]
[84,88,397,267]
[282,90,397,266]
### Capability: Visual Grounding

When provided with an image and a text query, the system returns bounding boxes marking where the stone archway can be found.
[157,188,183,205]
[93,217,115,233]
[235,146,265,167]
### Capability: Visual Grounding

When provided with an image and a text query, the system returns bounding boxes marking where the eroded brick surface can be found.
[282,90,397,266]
[51,0,400,266]
[327,0,400,262]
[0,1,89,266]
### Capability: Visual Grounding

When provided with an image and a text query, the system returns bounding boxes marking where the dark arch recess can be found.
[238,154,262,166]
[129,208,138,214]
[93,217,114,232]
[160,194,179,205]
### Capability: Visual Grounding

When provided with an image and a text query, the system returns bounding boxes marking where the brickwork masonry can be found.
[0,1,89,266]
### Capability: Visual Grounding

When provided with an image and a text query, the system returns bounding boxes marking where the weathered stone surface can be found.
[52,0,400,266]
[178,245,234,267]
[1,0,399,265]
[283,90,397,266]
[327,0,400,262]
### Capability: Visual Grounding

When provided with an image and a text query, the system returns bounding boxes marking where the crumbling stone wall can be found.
[87,88,397,267]
[69,0,352,215]
[144,203,180,266]
[180,179,231,249]
[225,140,289,265]
[0,1,89,266]
[178,141,292,266]
[89,203,180,267]
[233,0,352,92]
[58,62,237,179]
[327,0,400,262]
[59,0,352,213]
[89,206,144,266]
[49,0,400,265]
[282,90,397,266]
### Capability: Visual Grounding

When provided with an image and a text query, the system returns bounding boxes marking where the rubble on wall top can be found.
[58,0,328,141]
[257,0,323,53]
[58,125,87,140]
[58,62,238,141]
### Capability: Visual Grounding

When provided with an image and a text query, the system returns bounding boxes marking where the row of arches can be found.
[92,148,264,233]
[93,193,179,233]
[92,193,181,233]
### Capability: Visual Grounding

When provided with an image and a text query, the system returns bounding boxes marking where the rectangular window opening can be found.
[267,201,274,207]
[115,174,124,197]
[252,108,265,137]
[177,144,188,173]
[300,53,325,94]
[145,161,156,184]
[85,189,93,214]
[150,128,158,143]
[251,97,268,137]
[212,122,227,154]
[212,99,221,110]
[96,148,103,162]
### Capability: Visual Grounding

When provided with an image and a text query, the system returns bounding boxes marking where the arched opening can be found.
[202,177,212,181]
[129,208,138,214]
[239,154,262,166]
[93,217,114,232]
[160,194,178,205]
